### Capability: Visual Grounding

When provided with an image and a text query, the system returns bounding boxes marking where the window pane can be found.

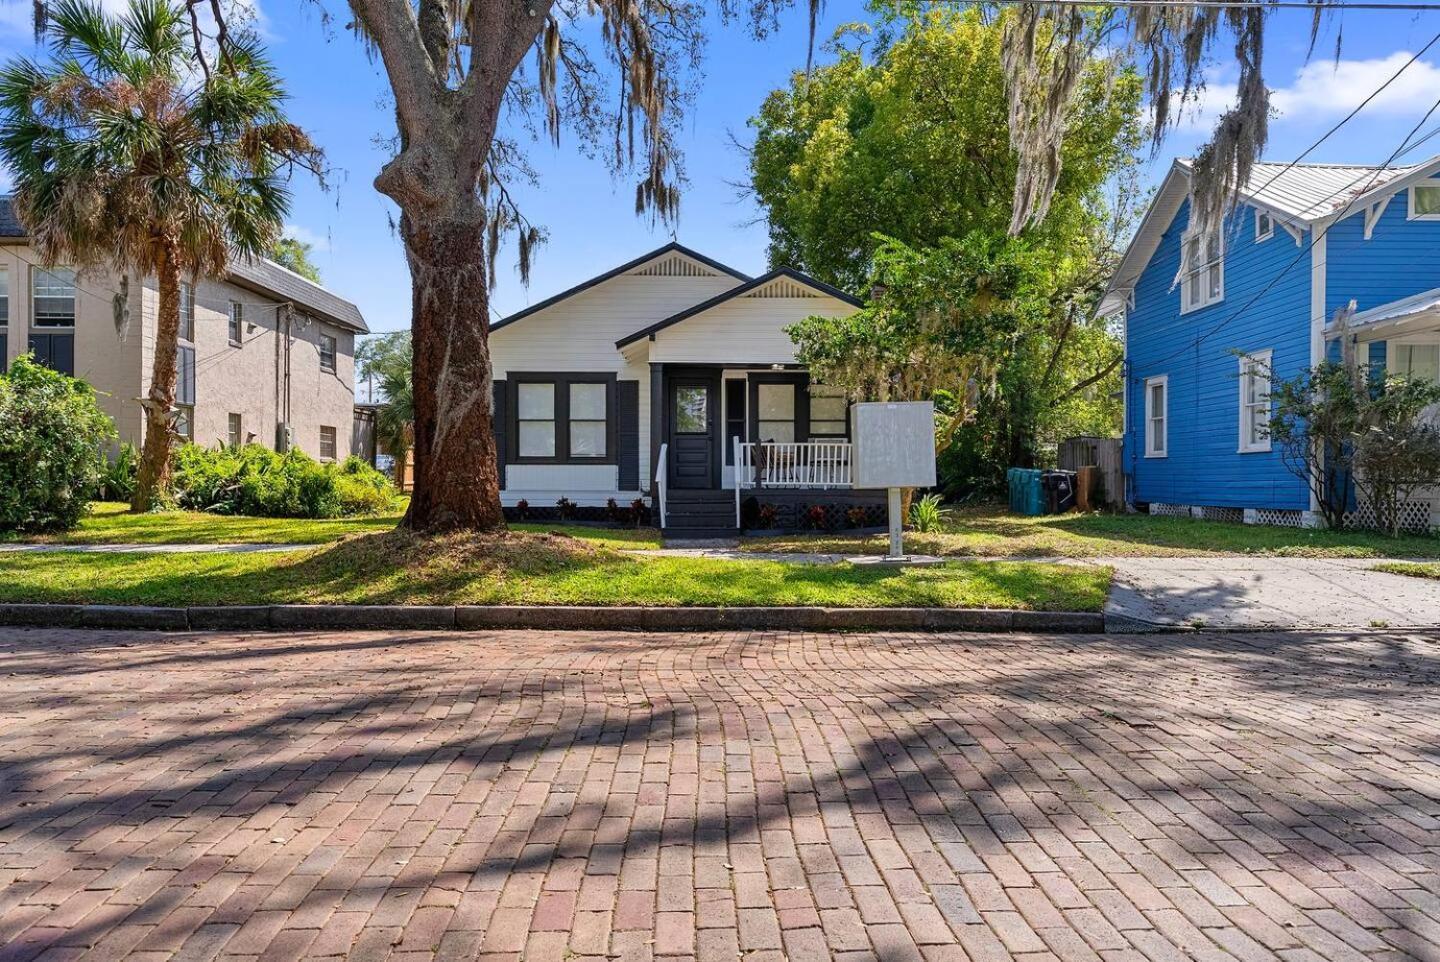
[1151,419,1163,452]
[1208,265,1222,298]
[519,421,556,456]
[1188,273,1200,304]
[1150,383,1163,410]
[33,267,75,326]
[758,420,794,443]
[809,392,847,421]
[1415,185,1440,217]
[1399,344,1440,382]
[757,383,794,419]
[570,420,606,457]
[517,382,555,419]
[180,283,194,341]
[811,420,847,436]
[675,387,707,433]
[1205,233,1220,262]
[570,382,606,419]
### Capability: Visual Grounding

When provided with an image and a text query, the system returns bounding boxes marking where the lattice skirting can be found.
[1342,500,1434,534]
[1148,503,1190,518]
[1193,505,1244,524]
[1251,508,1305,528]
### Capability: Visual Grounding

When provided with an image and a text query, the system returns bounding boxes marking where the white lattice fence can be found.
[1193,505,1244,524]
[1342,500,1433,534]
[1251,508,1305,528]
[1148,502,1190,518]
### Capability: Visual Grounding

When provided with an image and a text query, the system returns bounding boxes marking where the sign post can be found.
[850,401,937,563]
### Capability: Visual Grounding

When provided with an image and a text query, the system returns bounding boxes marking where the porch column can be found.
[649,362,664,496]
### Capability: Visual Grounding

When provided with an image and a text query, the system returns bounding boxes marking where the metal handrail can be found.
[737,441,853,489]
[655,442,668,528]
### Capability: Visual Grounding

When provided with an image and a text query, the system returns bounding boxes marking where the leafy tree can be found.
[0,355,116,532]
[0,0,319,511]
[272,236,322,282]
[357,331,415,479]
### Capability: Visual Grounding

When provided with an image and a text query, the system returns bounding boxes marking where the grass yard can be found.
[6,501,662,548]
[0,530,1108,611]
[746,504,1440,560]
[1373,561,1440,581]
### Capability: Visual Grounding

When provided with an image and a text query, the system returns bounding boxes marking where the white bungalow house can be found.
[488,243,885,538]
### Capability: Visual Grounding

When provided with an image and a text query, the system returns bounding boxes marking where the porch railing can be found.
[655,442,668,528]
[736,441,854,489]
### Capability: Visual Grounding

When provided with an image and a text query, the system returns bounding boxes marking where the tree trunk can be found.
[398,208,504,532]
[131,243,181,512]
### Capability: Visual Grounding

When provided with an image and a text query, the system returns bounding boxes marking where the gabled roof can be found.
[1100,154,1440,317]
[0,196,367,333]
[615,267,863,348]
[490,242,750,333]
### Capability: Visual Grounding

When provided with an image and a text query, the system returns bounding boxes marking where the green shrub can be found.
[909,493,944,533]
[173,443,396,518]
[0,355,115,532]
[98,442,139,502]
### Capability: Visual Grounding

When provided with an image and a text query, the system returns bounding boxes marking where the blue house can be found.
[1101,157,1440,530]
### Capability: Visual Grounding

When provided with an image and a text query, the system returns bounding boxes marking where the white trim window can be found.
[1144,375,1168,458]
[1180,227,1223,313]
[1408,178,1440,221]
[227,300,243,345]
[1255,208,1274,242]
[1238,350,1272,453]
[1390,337,1440,383]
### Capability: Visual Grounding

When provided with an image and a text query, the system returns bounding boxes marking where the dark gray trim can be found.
[492,379,507,489]
[649,363,664,495]
[664,368,723,489]
[506,372,618,465]
[615,268,864,348]
[617,380,640,490]
[491,243,750,333]
[724,377,745,466]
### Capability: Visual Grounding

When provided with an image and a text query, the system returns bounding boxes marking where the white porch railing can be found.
[736,441,853,489]
[655,442,668,528]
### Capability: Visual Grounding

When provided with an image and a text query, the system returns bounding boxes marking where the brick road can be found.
[1,628,1439,962]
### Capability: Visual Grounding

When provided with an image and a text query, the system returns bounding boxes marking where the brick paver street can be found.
[2,627,1439,961]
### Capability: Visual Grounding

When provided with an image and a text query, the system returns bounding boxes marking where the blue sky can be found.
[3,2,1440,334]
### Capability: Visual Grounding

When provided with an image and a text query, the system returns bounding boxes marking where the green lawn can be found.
[1373,561,1440,581]
[7,501,662,549]
[746,505,1440,560]
[0,530,1108,611]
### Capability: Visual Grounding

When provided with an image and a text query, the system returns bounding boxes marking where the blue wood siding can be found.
[1326,181,1440,317]
[1123,201,1311,509]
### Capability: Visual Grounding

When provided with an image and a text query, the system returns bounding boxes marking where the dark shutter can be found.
[176,346,196,405]
[492,379,507,489]
[29,332,74,376]
[617,379,640,490]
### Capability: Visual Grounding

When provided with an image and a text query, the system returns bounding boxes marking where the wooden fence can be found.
[1058,436,1123,510]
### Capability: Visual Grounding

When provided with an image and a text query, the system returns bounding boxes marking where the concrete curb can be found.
[0,603,1107,634]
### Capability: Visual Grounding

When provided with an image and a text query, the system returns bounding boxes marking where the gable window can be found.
[1255,209,1274,242]
[319,425,337,461]
[1180,227,1223,313]
[319,332,337,373]
[1408,179,1440,221]
[1144,375,1168,458]
[179,282,195,341]
[227,300,243,345]
[32,267,75,326]
[1238,350,1272,453]
[809,384,848,437]
[511,374,615,463]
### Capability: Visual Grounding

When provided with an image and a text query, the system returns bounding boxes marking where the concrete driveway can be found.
[1102,556,1440,630]
[3,626,1440,961]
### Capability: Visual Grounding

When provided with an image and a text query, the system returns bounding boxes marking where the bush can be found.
[98,442,139,502]
[172,443,396,518]
[909,493,944,532]
[0,355,115,532]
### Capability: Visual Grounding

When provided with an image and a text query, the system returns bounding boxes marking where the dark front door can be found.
[668,375,717,488]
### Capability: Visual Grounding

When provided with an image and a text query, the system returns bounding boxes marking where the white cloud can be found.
[1173,52,1440,133]
[282,222,331,253]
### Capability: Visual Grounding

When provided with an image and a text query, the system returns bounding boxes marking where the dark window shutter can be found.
[492,379,507,490]
[617,379,640,490]
[176,346,196,405]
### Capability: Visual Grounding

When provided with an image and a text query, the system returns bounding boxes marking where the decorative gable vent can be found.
[743,277,819,299]
[631,255,718,277]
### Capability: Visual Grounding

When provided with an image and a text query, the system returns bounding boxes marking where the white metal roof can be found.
[1178,158,1426,222]
[1337,286,1440,336]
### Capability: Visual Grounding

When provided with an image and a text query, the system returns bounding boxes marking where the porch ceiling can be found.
[1328,287,1440,341]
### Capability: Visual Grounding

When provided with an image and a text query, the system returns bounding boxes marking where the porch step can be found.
[661,489,738,541]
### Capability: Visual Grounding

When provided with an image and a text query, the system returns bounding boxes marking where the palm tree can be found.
[0,0,319,510]
[359,332,414,485]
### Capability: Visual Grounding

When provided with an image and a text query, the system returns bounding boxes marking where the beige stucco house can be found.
[0,198,368,461]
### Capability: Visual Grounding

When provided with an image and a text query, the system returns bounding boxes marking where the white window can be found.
[1408,180,1440,221]
[568,381,607,458]
[1238,350,1272,453]
[1144,375,1168,458]
[1180,227,1223,313]
[1392,340,1440,383]
[179,282,194,341]
[1255,209,1274,242]
[319,425,337,461]
[227,413,242,448]
[517,381,556,457]
[757,383,796,443]
[319,332,336,373]
[227,300,243,345]
[809,384,848,437]
[32,267,76,327]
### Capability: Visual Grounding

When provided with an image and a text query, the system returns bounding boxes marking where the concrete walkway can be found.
[1103,555,1440,630]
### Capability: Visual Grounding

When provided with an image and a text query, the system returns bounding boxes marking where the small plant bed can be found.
[741,504,1440,560]
[0,531,1109,611]
[1373,562,1440,581]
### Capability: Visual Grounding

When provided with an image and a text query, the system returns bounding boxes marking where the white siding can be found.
[649,293,859,365]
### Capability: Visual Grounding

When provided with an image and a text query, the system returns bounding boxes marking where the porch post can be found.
[649,363,664,495]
